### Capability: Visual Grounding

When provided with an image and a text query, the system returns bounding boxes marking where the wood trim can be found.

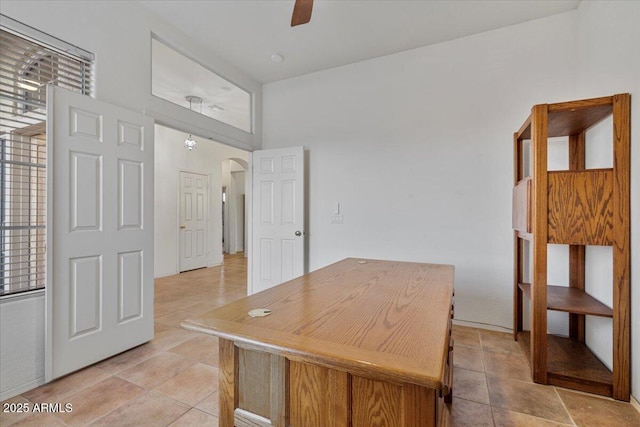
[568,132,586,341]
[568,244,586,339]
[612,93,631,401]
[517,115,532,139]
[219,338,239,427]
[568,132,586,170]
[234,408,273,427]
[530,104,548,384]
[270,354,289,426]
[443,336,453,404]
[514,233,523,339]
[513,132,524,339]
[547,373,612,398]
[548,96,613,112]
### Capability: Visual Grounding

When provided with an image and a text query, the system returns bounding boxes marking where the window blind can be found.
[0,24,93,296]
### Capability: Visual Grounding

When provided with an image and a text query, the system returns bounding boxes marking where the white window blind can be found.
[0,20,94,296]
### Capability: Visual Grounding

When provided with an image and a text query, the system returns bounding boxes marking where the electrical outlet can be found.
[331,214,344,224]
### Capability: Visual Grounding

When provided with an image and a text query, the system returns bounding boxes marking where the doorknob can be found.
[180,225,186,229]
[295,230,302,236]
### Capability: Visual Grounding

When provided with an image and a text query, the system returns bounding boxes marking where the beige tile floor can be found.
[2,253,639,426]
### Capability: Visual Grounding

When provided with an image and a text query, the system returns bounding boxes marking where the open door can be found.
[250,146,305,294]
[45,86,154,381]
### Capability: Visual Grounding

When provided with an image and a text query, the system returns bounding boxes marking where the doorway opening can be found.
[153,125,249,279]
[221,158,248,258]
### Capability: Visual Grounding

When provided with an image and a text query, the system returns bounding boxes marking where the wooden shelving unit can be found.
[512,94,630,401]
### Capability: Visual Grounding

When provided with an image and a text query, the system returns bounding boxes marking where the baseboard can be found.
[0,376,45,402]
[631,395,640,413]
[452,319,512,333]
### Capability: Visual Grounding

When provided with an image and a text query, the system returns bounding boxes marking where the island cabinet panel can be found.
[184,258,455,426]
[351,377,436,427]
[289,361,350,427]
[238,348,272,418]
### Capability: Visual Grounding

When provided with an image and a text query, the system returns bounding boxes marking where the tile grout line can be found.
[553,386,578,427]
[84,353,215,426]
[477,327,578,426]
[477,330,499,426]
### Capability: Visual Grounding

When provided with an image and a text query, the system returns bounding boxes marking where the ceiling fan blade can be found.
[291,0,313,27]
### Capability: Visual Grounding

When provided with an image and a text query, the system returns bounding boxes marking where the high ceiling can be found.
[138,0,580,83]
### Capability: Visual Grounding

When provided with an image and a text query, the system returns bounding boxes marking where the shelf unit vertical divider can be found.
[568,131,586,342]
[612,93,631,401]
[513,131,524,340]
[530,104,549,384]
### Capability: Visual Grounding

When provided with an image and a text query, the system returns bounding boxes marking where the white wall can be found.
[232,171,246,252]
[263,12,578,331]
[0,292,45,400]
[263,2,640,400]
[574,0,640,400]
[154,126,248,278]
[0,0,262,151]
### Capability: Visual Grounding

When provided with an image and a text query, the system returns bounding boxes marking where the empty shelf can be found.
[517,331,613,397]
[518,283,612,317]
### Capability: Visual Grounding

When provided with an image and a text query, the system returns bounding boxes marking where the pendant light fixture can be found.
[184,134,197,151]
[184,95,202,151]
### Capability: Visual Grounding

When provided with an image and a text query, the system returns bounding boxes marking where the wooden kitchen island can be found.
[182,258,455,427]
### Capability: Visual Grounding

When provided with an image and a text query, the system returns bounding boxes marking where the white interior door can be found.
[251,146,305,294]
[179,171,208,272]
[46,86,154,381]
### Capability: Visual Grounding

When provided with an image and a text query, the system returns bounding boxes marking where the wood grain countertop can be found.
[181,258,455,391]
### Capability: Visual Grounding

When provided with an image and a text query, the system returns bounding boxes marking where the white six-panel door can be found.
[251,147,304,294]
[46,86,154,381]
[178,171,208,272]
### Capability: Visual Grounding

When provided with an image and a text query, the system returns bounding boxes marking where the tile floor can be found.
[2,253,639,426]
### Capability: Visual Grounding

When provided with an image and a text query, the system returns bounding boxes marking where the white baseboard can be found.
[631,395,640,413]
[0,376,45,402]
[452,319,512,333]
